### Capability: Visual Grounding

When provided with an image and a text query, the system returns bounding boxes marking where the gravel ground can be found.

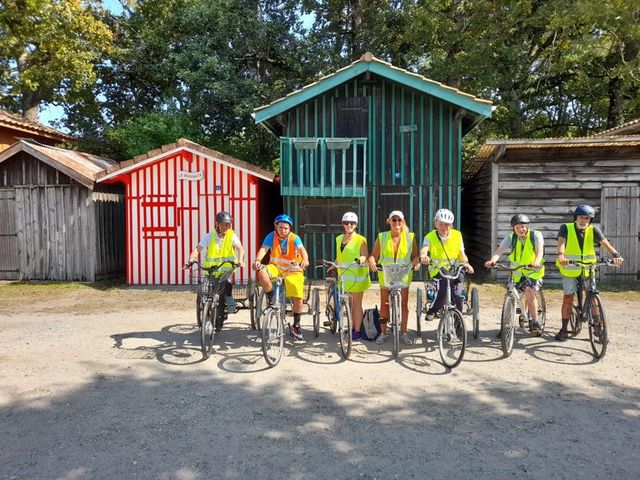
[1,281,639,480]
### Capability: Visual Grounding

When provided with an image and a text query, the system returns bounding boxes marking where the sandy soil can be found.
[1,281,639,480]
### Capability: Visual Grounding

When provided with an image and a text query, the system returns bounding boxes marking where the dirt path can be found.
[1,282,639,479]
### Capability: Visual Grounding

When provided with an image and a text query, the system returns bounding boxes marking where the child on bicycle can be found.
[368,210,420,346]
[253,214,310,340]
[555,205,624,341]
[484,214,544,334]
[420,208,473,320]
[187,211,245,331]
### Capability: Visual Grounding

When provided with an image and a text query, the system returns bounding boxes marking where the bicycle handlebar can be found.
[184,259,240,272]
[489,263,541,272]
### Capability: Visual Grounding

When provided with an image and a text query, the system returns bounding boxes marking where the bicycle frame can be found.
[377,263,413,357]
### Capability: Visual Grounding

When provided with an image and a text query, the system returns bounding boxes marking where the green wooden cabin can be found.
[253,53,493,276]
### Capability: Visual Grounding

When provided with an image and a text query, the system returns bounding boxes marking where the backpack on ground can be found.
[360,306,381,341]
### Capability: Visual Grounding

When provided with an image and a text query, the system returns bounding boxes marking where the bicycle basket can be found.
[382,264,413,288]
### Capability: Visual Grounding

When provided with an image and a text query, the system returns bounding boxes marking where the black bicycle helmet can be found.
[215,211,233,224]
[510,214,530,225]
[574,204,595,218]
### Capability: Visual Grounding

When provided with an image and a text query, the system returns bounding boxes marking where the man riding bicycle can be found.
[485,214,545,334]
[555,204,624,341]
[253,214,310,341]
[420,208,474,320]
[188,211,245,331]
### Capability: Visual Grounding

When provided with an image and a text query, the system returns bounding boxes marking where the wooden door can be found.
[0,188,19,280]
[600,185,639,283]
[376,186,415,232]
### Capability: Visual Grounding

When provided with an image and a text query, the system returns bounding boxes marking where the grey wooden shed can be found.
[0,139,125,281]
[462,135,640,284]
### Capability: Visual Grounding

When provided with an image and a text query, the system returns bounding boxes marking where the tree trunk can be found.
[606,76,623,129]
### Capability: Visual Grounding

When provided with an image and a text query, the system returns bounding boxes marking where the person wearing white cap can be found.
[368,210,420,345]
[332,212,371,340]
[419,208,474,322]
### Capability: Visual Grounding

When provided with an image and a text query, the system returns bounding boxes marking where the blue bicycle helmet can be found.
[575,205,595,218]
[274,214,293,226]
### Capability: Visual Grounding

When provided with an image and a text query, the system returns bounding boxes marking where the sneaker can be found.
[352,330,362,341]
[401,333,413,345]
[518,315,526,328]
[425,312,436,321]
[375,332,388,345]
[554,329,568,342]
[323,320,332,327]
[291,325,304,341]
[530,320,542,334]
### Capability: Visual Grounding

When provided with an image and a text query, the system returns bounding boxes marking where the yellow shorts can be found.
[264,264,305,299]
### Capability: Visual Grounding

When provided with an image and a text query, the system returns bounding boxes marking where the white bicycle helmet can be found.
[341,212,358,224]
[434,208,455,224]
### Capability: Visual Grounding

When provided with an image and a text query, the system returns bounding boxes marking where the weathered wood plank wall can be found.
[465,151,640,285]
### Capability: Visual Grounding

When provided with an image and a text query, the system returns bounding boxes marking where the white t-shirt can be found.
[198,231,242,251]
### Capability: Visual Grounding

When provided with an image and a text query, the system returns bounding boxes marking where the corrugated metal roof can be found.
[253,52,493,125]
[0,139,117,189]
[476,135,640,159]
[593,117,640,137]
[96,138,276,183]
[0,109,75,142]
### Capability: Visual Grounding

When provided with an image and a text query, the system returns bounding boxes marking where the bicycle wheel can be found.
[438,309,466,368]
[261,308,284,367]
[339,298,352,359]
[312,287,320,338]
[249,285,258,330]
[255,288,267,330]
[500,295,516,358]
[200,300,214,359]
[569,304,582,336]
[534,289,546,336]
[588,294,608,359]
[416,287,423,337]
[326,286,337,334]
[196,292,204,328]
[391,292,401,358]
[471,287,480,339]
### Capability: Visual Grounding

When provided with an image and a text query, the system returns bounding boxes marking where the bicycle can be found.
[430,262,468,368]
[185,259,239,360]
[257,263,298,368]
[490,263,547,358]
[316,259,362,359]
[567,259,618,359]
[416,268,479,340]
[377,263,414,358]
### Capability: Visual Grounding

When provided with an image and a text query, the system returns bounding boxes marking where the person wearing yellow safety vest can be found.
[555,204,624,341]
[253,214,310,341]
[333,212,370,341]
[419,208,474,322]
[188,211,245,332]
[368,210,420,346]
[485,214,545,334]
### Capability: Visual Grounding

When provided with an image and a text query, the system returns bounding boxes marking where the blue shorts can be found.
[562,277,579,295]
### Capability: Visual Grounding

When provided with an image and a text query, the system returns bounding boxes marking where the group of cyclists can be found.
[188,203,624,346]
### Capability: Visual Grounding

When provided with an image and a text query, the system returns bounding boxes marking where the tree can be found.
[0,0,114,121]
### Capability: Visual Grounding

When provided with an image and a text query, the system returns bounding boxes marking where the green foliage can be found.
[0,0,114,119]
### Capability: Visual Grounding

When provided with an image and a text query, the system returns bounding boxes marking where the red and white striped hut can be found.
[96,138,280,285]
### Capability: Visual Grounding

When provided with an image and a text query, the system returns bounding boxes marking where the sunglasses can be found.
[390,218,403,223]
[343,221,356,226]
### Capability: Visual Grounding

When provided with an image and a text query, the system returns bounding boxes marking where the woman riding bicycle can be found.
[253,214,310,341]
[333,212,370,341]
[484,213,545,334]
[419,208,474,320]
[368,210,419,346]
